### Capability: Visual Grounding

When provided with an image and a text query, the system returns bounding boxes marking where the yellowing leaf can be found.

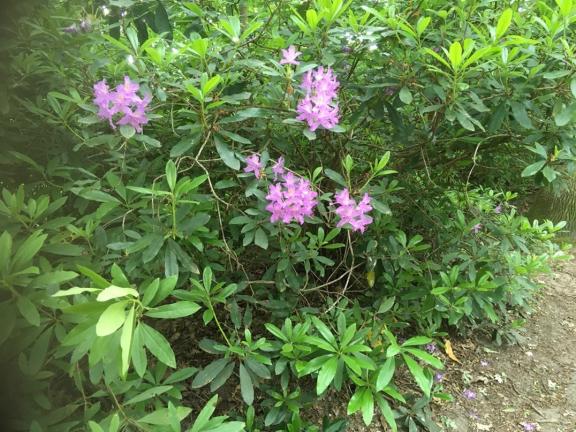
[444,339,461,363]
[366,271,376,288]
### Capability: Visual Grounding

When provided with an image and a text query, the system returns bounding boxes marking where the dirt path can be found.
[435,258,576,432]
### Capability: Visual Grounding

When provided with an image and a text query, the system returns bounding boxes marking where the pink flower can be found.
[494,204,502,214]
[462,389,476,400]
[93,76,151,132]
[280,45,301,65]
[520,422,538,431]
[296,66,340,131]
[334,189,373,233]
[244,154,264,179]
[265,171,318,225]
[471,223,482,234]
[272,157,285,179]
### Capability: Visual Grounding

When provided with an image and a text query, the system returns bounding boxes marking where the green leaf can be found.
[521,160,546,177]
[360,388,374,425]
[77,265,110,289]
[554,102,576,126]
[17,296,40,326]
[120,305,135,377]
[324,169,347,187]
[495,9,513,39]
[166,160,177,192]
[138,407,191,426]
[0,231,12,273]
[401,336,432,347]
[154,0,173,40]
[403,348,444,369]
[131,325,147,377]
[377,297,395,314]
[571,77,576,98]
[96,301,128,336]
[204,422,246,432]
[191,358,231,388]
[97,285,139,302]
[376,357,396,391]
[448,41,462,69]
[79,190,121,204]
[347,388,364,414]
[215,136,240,170]
[190,395,218,432]
[317,357,338,394]
[542,165,558,183]
[140,322,176,368]
[510,102,533,129]
[376,395,398,432]
[402,354,432,397]
[145,301,201,319]
[33,271,78,287]
[254,228,268,250]
[399,87,413,104]
[52,287,99,297]
[125,385,173,405]
[12,231,47,271]
[119,125,136,139]
[239,363,254,405]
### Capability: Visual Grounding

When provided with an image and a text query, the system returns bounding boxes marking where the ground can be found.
[432,257,576,432]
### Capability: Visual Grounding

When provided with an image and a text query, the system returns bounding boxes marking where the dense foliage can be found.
[0,0,573,431]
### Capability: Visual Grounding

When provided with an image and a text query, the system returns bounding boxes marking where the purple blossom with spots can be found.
[425,343,438,354]
[265,172,318,225]
[244,154,264,179]
[434,372,445,383]
[280,45,301,66]
[334,189,373,233]
[471,223,482,234]
[494,204,502,214]
[296,66,340,131]
[520,422,538,431]
[93,76,151,132]
[462,389,477,400]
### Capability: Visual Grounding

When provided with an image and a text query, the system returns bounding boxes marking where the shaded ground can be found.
[434,257,576,432]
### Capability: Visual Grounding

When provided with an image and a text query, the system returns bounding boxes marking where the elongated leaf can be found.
[191,358,231,388]
[402,354,432,397]
[495,9,513,39]
[120,305,135,377]
[521,160,546,177]
[239,363,254,404]
[97,285,139,302]
[96,301,128,336]
[140,323,176,368]
[215,136,240,170]
[17,296,40,326]
[376,357,396,391]
[317,357,338,394]
[145,301,201,319]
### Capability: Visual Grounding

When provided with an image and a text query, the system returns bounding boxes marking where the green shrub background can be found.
[0,0,573,431]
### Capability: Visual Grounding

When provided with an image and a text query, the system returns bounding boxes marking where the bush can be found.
[0,0,572,431]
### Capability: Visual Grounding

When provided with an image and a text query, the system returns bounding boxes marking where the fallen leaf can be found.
[444,339,461,363]
[476,423,493,431]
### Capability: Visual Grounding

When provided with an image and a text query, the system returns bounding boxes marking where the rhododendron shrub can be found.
[0,1,572,431]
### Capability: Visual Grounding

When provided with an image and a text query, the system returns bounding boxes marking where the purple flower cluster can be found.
[266,172,318,225]
[334,189,373,233]
[296,67,340,131]
[243,155,374,232]
[93,76,151,132]
[462,389,477,400]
